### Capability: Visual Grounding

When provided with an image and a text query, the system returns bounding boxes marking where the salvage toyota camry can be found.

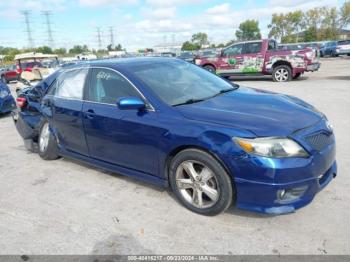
[13,58,336,215]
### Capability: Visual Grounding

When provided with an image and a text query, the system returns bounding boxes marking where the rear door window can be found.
[244,42,262,54]
[86,68,141,104]
[222,44,243,56]
[55,68,89,99]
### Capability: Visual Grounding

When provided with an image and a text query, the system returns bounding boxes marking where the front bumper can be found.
[234,161,336,214]
[226,119,336,214]
[306,62,321,72]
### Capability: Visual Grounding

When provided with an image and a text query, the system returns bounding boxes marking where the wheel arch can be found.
[202,63,216,70]
[272,60,292,70]
[164,145,234,188]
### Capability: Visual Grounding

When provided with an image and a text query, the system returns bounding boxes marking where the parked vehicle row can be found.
[195,39,320,82]
[13,57,336,216]
[0,65,19,83]
[318,40,350,57]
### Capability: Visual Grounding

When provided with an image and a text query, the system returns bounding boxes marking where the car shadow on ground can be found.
[61,156,280,219]
[326,75,350,81]
[0,112,12,119]
[61,157,166,193]
[229,76,309,82]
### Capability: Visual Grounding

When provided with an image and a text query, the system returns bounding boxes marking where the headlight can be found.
[234,137,309,158]
[305,51,313,60]
[194,59,201,65]
[0,89,9,98]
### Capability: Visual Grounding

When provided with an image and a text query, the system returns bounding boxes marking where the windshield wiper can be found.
[211,87,238,98]
[173,98,206,106]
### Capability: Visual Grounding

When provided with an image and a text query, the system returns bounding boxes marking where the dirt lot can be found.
[0,58,349,255]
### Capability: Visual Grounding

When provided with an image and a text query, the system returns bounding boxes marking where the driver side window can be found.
[87,68,140,105]
[222,44,243,56]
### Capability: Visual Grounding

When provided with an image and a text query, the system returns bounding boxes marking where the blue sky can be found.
[0,0,346,51]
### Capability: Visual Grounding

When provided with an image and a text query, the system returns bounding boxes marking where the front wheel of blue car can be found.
[38,121,60,160]
[169,149,234,216]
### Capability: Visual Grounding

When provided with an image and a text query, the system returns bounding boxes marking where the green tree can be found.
[268,14,288,41]
[286,11,304,42]
[236,20,261,41]
[191,32,208,47]
[339,1,350,30]
[115,44,123,51]
[35,46,53,54]
[181,41,200,51]
[53,48,67,56]
[69,45,89,54]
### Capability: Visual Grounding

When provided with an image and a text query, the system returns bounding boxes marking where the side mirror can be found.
[220,50,225,57]
[117,97,146,110]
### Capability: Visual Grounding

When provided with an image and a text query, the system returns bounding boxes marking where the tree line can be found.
[0,44,124,64]
[181,1,350,51]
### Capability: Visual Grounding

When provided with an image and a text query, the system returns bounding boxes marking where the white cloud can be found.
[146,0,204,7]
[206,3,230,14]
[79,0,138,7]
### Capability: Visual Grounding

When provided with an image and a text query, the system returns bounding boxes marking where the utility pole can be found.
[21,10,34,48]
[97,27,102,50]
[109,26,115,47]
[42,10,54,48]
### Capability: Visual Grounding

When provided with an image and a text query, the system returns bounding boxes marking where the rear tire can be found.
[38,121,60,160]
[203,65,216,74]
[272,65,292,82]
[169,149,234,216]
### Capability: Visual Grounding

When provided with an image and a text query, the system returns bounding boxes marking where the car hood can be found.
[175,87,322,137]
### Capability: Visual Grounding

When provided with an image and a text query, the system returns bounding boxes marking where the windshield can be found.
[132,59,237,106]
[178,52,193,58]
[338,40,350,45]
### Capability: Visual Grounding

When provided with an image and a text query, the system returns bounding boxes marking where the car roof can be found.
[68,57,180,70]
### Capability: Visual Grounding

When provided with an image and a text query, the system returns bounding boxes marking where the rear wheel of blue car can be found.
[169,149,234,216]
[38,121,60,160]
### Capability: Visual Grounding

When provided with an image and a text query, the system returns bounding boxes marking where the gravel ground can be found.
[0,57,349,255]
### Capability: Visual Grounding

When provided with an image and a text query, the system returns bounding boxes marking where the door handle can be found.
[85,109,95,119]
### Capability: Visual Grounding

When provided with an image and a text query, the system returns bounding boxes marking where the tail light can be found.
[16,97,27,108]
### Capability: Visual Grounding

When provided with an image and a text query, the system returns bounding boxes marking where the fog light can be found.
[277,189,286,199]
[276,186,308,203]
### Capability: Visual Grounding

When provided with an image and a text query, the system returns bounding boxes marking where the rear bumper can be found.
[306,62,321,72]
[12,109,41,140]
[335,49,350,55]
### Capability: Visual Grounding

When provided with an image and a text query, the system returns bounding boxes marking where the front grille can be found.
[305,132,334,151]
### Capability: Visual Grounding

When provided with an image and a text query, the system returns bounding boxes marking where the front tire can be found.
[203,65,216,74]
[169,149,234,216]
[38,121,60,160]
[272,65,292,82]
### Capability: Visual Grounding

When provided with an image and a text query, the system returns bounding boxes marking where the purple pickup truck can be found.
[195,39,320,82]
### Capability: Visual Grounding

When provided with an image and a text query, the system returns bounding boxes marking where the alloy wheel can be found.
[175,160,220,209]
[275,68,289,82]
[39,123,50,153]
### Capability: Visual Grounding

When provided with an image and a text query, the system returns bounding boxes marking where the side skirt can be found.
[59,148,169,188]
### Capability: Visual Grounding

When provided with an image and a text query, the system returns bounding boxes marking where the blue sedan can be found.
[13,58,336,215]
[0,81,16,114]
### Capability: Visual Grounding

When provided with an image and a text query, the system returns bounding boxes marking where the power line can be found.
[42,10,54,48]
[96,27,102,50]
[109,26,115,46]
[21,10,34,48]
